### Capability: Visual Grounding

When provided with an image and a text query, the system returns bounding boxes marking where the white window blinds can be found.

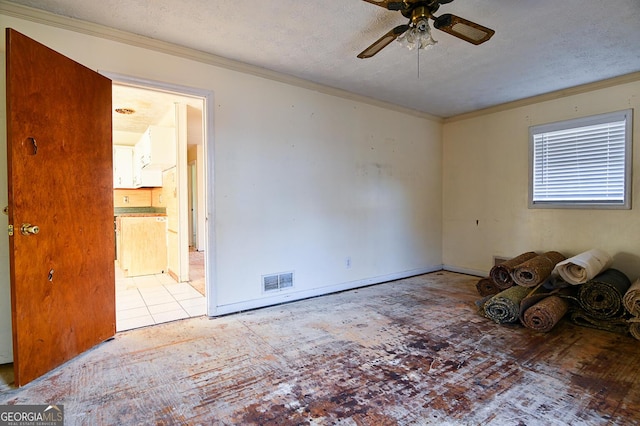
[529,109,632,209]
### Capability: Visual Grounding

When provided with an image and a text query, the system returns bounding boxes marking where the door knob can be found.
[20,223,40,236]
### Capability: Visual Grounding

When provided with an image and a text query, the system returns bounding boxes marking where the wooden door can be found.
[6,29,115,386]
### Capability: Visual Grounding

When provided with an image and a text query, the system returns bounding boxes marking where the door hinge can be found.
[8,224,14,236]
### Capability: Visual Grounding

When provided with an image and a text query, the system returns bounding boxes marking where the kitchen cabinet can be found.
[137,125,176,171]
[113,146,134,188]
[114,124,174,189]
[151,187,165,207]
[113,144,162,188]
[116,215,168,277]
[133,141,163,187]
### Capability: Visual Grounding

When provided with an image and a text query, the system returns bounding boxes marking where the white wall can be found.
[214,87,442,312]
[443,79,640,279]
[0,9,443,360]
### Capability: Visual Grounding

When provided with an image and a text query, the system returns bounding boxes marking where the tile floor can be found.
[115,267,206,332]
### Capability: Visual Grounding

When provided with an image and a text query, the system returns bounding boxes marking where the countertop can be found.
[114,207,166,216]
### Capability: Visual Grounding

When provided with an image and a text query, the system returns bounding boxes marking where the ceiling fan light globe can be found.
[420,35,437,49]
[397,25,437,51]
[419,23,437,48]
[398,28,417,50]
[398,37,416,51]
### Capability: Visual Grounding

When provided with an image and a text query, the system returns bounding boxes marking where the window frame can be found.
[528,109,633,210]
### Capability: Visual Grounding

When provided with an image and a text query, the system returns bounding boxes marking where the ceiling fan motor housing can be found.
[401,1,441,20]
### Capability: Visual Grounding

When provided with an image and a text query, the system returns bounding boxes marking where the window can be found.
[529,109,633,209]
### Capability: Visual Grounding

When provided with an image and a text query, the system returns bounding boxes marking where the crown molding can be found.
[444,71,640,123]
[0,0,442,123]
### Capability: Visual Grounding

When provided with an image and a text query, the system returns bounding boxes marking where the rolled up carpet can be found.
[623,278,640,316]
[520,284,579,319]
[476,277,500,297]
[522,296,570,332]
[629,318,640,341]
[569,309,630,336]
[519,283,552,318]
[484,285,531,324]
[489,252,538,290]
[475,294,493,311]
[542,274,570,290]
[554,248,613,285]
[578,269,632,319]
[512,251,567,288]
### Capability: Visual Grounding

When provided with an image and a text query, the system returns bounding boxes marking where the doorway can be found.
[109,77,210,331]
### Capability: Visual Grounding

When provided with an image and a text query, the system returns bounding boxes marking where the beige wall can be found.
[443,79,640,279]
[0,8,443,361]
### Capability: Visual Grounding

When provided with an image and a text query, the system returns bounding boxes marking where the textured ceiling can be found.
[6,0,640,118]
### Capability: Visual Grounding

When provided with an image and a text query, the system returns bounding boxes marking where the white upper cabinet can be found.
[113,146,134,188]
[137,125,176,171]
[133,142,162,187]
[114,126,175,189]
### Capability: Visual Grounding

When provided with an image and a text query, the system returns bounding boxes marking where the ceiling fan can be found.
[358,0,495,58]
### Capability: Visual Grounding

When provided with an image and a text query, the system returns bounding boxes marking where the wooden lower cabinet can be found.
[117,215,168,277]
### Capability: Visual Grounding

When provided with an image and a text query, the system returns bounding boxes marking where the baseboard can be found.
[211,265,443,316]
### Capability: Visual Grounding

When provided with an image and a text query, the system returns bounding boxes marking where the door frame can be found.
[103,72,216,316]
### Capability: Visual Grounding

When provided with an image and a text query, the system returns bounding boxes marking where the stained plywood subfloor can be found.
[1,271,639,425]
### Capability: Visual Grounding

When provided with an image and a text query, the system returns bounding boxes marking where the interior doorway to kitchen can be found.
[108,75,211,331]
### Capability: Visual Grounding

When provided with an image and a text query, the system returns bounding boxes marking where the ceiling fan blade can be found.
[357,24,409,59]
[433,13,495,45]
[361,0,409,11]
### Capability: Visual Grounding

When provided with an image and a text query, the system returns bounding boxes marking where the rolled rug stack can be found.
[568,269,633,336]
[629,318,640,341]
[578,269,631,319]
[623,278,640,317]
[623,279,640,341]
[478,251,640,340]
[512,251,566,288]
[554,249,613,285]
[489,251,538,290]
[543,274,571,290]
[519,285,576,333]
[569,310,631,336]
[522,296,570,333]
[483,285,531,324]
[476,277,500,297]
